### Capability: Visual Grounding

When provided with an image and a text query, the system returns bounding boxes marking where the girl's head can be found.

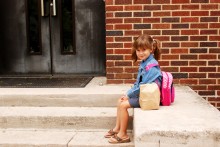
[131,34,161,62]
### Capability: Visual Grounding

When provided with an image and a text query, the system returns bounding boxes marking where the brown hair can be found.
[131,34,161,62]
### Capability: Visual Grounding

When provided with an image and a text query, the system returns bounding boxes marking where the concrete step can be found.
[0,129,134,147]
[0,85,130,107]
[0,107,133,130]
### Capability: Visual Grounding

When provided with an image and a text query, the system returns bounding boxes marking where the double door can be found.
[0,0,105,75]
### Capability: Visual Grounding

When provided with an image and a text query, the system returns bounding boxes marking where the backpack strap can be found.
[145,63,159,71]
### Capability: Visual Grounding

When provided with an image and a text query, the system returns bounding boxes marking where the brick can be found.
[155,36,170,41]
[210,48,220,53]
[160,67,179,72]
[200,42,217,47]
[191,11,209,16]
[153,11,171,17]
[189,61,206,66]
[105,0,113,5]
[115,0,132,5]
[133,12,151,17]
[124,43,133,48]
[181,42,198,47]
[210,0,220,2]
[210,36,220,41]
[200,30,218,35]
[134,24,151,29]
[106,25,113,30]
[199,54,217,60]
[161,48,169,54]
[180,55,198,60]
[162,30,179,35]
[134,0,151,4]
[106,74,115,79]
[181,30,199,35]
[115,37,132,42]
[115,12,132,17]
[171,48,188,53]
[172,73,188,79]
[124,18,142,23]
[115,73,133,79]
[180,79,198,85]
[210,11,220,16]
[199,67,216,72]
[173,0,189,3]
[208,61,220,66]
[200,17,218,22]
[191,0,209,3]
[190,48,207,53]
[161,54,179,60]
[106,37,114,42]
[125,67,138,73]
[162,17,180,23]
[143,18,160,23]
[106,13,113,18]
[172,11,190,16]
[106,43,123,48]
[106,6,123,11]
[209,73,220,78]
[189,73,206,78]
[210,23,220,28]
[124,79,136,84]
[144,5,161,11]
[172,24,189,29]
[171,61,188,66]
[115,61,132,66]
[171,36,188,41]
[106,67,123,73]
[153,0,170,4]
[199,79,216,84]
[115,24,132,30]
[106,49,113,54]
[190,85,207,90]
[181,17,199,22]
[190,36,208,41]
[115,49,131,54]
[124,55,132,60]
[182,4,200,10]
[159,61,169,66]
[106,18,123,24]
[162,5,180,10]
[106,31,123,36]
[190,23,208,28]
[125,5,142,11]
[153,24,170,29]
[180,67,197,72]
[124,30,142,36]
[143,30,161,35]
[199,91,215,96]
[106,61,114,67]
[162,42,179,47]
[202,5,219,10]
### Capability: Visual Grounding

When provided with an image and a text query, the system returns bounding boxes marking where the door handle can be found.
[41,0,45,16]
[51,0,56,16]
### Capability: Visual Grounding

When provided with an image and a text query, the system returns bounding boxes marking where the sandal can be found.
[104,129,118,138]
[108,135,130,144]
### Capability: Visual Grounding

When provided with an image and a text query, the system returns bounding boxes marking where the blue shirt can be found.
[127,54,162,99]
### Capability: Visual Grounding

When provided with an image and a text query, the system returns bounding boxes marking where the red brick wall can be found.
[105,0,220,110]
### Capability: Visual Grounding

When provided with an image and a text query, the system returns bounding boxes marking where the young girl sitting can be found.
[105,34,162,144]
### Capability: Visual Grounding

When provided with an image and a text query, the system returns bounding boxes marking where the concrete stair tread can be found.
[0,129,134,147]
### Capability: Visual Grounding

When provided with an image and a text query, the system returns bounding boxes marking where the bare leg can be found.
[113,98,122,132]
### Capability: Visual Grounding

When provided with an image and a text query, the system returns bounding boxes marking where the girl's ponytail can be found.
[152,39,161,61]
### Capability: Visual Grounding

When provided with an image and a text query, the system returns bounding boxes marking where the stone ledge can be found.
[134,86,220,147]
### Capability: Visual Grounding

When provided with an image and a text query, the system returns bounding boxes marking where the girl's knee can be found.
[120,101,130,109]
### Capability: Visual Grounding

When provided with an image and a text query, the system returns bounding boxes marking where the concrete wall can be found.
[105,0,220,110]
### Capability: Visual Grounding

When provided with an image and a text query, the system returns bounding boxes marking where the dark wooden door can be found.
[0,0,105,75]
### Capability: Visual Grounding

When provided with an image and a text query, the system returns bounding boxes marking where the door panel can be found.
[0,0,105,75]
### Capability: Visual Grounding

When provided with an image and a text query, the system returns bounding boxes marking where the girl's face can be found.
[136,47,153,61]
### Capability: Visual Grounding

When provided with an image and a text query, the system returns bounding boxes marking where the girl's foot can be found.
[104,129,119,138]
[108,134,130,144]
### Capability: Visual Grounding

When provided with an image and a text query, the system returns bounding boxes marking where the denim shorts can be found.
[128,97,140,108]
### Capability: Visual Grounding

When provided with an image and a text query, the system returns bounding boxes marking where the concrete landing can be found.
[134,86,220,147]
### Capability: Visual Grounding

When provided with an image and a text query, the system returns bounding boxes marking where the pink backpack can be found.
[145,64,175,106]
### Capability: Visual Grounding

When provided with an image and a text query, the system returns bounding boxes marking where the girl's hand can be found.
[120,95,129,102]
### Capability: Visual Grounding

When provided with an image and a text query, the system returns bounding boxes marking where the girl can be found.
[105,34,162,144]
